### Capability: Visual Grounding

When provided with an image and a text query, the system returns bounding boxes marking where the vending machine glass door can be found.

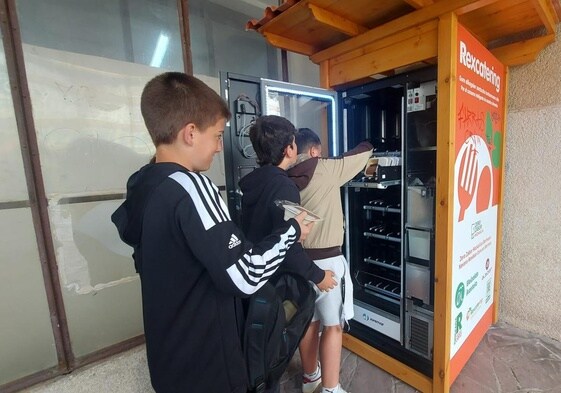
[261,79,338,155]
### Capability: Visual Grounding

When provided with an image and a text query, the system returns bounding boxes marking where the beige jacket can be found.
[287,141,373,254]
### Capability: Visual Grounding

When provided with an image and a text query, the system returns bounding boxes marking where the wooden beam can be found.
[330,20,438,67]
[327,22,438,87]
[263,32,316,56]
[433,11,458,393]
[311,0,500,64]
[531,0,557,34]
[319,60,330,88]
[307,3,368,37]
[553,0,561,22]
[256,0,310,35]
[343,334,433,393]
[490,34,555,66]
[404,0,435,9]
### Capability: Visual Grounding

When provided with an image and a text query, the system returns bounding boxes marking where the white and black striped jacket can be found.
[112,162,300,393]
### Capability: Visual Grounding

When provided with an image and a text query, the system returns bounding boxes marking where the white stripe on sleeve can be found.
[169,171,228,230]
[225,225,297,294]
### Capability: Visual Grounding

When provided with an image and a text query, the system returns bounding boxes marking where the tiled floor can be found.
[24,322,561,393]
[280,321,561,393]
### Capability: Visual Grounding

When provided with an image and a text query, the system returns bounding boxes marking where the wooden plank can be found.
[330,20,438,66]
[263,32,316,56]
[553,0,561,22]
[319,60,330,88]
[311,0,500,63]
[404,0,435,8]
[257,0,312,35]
[432,12,458,393]
[531,0,557,33]
[327,23,438,86]
[342,334,433,393]
[308,3,368,36]
[458,0,542,45]
[490,34,555,65]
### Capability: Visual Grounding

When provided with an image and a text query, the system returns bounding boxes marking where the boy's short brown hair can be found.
[296,128,321,153]
[140,72,231,146]
[249,115,296,167]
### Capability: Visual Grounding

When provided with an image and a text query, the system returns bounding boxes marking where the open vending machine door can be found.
[220,72,338,226]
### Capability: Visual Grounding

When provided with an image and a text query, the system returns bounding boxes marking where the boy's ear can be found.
[310,145,322,158]
[285,143,297,159]
[181,123,197,145]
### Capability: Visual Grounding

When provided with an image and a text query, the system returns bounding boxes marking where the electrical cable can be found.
[235,94,260,158]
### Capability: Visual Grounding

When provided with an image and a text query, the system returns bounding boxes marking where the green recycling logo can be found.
[455,282,465,308]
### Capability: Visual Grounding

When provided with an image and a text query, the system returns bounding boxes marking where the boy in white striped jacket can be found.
[112,72,312,393]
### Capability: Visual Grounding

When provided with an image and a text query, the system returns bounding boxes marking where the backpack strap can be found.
[245,283,277,393]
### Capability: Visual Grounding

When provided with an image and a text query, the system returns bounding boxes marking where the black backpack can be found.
[243,273,315,393]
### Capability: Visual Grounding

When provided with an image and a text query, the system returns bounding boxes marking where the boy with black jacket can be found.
[111,73,313,393]
[239,116,338,392]
[240,116,337,291]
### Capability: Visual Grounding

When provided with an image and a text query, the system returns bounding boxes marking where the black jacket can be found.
[239,165,324,284]
[112,162,301,393]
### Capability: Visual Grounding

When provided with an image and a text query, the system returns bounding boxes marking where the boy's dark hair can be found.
[140,72,231,146]
[295,128,321,154]
[250,115,296,166]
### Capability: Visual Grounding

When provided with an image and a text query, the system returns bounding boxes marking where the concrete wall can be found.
[499,24,561,341]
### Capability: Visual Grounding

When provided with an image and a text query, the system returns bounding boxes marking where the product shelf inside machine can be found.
[364,257,401,271]
[347,178,401,189]
[355,270,401,301]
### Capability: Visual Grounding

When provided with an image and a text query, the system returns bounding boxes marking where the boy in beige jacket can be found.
[287,128,373,393]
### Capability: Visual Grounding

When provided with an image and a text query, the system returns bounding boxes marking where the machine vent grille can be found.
[410,316,429,356]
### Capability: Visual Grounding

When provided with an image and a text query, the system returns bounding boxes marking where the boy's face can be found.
[190,117,225,172]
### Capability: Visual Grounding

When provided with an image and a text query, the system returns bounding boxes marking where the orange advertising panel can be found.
[449,24,506,383]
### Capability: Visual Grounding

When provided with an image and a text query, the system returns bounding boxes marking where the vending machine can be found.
[221,65,438,376]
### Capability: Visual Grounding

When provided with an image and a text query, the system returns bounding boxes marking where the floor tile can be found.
[24,322,561,393]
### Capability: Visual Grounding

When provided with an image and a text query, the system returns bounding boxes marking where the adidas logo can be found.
[228,234,241,249]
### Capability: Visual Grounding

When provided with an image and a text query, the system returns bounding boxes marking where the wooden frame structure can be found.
[248,1,560,392]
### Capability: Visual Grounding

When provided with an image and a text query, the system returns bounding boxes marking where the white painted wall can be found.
[287,52,320,87]
[499,24,561,341]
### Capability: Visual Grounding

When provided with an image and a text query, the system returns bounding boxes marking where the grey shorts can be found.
[311,255,354,326]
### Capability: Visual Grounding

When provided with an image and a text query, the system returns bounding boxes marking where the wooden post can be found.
[433,11,458,393]
[319,60,330,88]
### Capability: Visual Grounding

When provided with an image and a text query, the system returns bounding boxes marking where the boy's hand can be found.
[317,270,337,292]
[294,211,314,241]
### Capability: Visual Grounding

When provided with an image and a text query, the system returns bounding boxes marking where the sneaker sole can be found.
[302,379,321,393]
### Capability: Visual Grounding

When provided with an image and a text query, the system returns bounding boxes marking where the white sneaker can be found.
[302,363,321,393]
[321,385,349,393]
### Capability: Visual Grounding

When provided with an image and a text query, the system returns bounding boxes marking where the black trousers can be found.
[247,378,280,393]
[264,381,280,393]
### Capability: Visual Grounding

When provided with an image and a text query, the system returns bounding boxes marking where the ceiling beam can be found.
[532,0,557,33]
[330,20,438,66]
[308,3,368,37]
[311,0,501,63]
[553,0,561,22]
[328,22,438,86]
[403,0,435,9]
[491,34,555,65]
[263,32,316,56]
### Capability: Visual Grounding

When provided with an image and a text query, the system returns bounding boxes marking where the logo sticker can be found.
[228,234,241,249]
